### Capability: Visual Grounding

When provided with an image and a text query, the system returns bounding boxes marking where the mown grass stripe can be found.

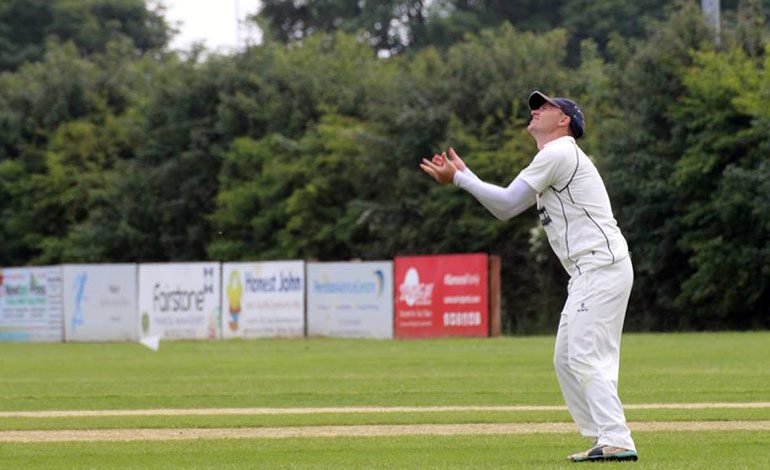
[1,421,769,443]
[2,402,769,418]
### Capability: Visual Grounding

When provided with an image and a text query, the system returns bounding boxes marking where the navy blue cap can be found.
[528,90,585,139]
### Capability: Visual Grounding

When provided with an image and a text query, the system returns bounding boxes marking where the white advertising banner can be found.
[221,261,305,338]
[307,261,393,338]
[138,263,221,340]
[62,264,138,342]
[0,266,63,342]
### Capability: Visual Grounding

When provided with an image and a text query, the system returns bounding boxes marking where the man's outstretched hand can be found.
[420,148,466,184]
[447,148,466,172]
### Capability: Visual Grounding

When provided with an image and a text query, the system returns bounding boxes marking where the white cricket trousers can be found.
[553,256,635,451]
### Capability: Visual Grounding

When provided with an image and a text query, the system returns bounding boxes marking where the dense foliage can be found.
[0,0,767,332]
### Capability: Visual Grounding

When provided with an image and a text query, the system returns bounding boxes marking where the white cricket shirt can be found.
[518,136,628,277]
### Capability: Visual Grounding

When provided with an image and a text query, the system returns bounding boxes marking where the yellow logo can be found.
[226,270,243,331]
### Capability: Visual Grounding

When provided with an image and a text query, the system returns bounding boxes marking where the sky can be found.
[162,0,263,52]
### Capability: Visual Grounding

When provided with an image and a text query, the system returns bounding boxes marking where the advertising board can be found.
[394,254,488,338]
[307,261,393,338]
[138,263,221,340]
[221,261,305,338]
[62,264,138,342]
[0,266,63,342]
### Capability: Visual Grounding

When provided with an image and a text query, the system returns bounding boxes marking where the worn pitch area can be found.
[2,403,769,442]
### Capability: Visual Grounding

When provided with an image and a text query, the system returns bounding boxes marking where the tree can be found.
[0,42,127,264]
[210,114,392,261]
[0,0,170,71]
[257,0,427,54]
[596,2,716,330]
[670,46,770,328]
[65,53,231,262]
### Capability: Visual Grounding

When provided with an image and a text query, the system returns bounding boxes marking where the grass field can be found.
[1,331,769,468]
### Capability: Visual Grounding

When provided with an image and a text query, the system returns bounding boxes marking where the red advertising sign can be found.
[394,253,488,338]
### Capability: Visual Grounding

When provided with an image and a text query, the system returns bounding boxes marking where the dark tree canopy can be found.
[0,0,170,71]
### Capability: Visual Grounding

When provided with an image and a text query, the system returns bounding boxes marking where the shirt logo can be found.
[577,302,589,313]
[537,207,552,226]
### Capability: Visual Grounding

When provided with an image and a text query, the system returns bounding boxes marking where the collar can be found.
[542,135,576,149]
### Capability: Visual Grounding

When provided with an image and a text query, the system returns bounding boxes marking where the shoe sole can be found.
[570,451,639,462]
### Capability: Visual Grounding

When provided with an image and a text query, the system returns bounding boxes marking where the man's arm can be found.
[454,172,536,220]
[420,148,536,220]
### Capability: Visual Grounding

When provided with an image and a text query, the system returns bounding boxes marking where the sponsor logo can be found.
[150,266,219,314]
[3,277,46,297]
[153,284,206,312]
[313,279,376,294]
[71,272,87,332]
[537,206,552,226]
[0,271,57,309]
[141,311,150,334]
[443,273,481,286]
[577,302,589,313]
[398,267,434,307]
[202,266,215,295]
[443,311,481,326]
[226,270,243,331]
[373,270,385,296]
[244,271,302,293]
[443,295,481,304]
